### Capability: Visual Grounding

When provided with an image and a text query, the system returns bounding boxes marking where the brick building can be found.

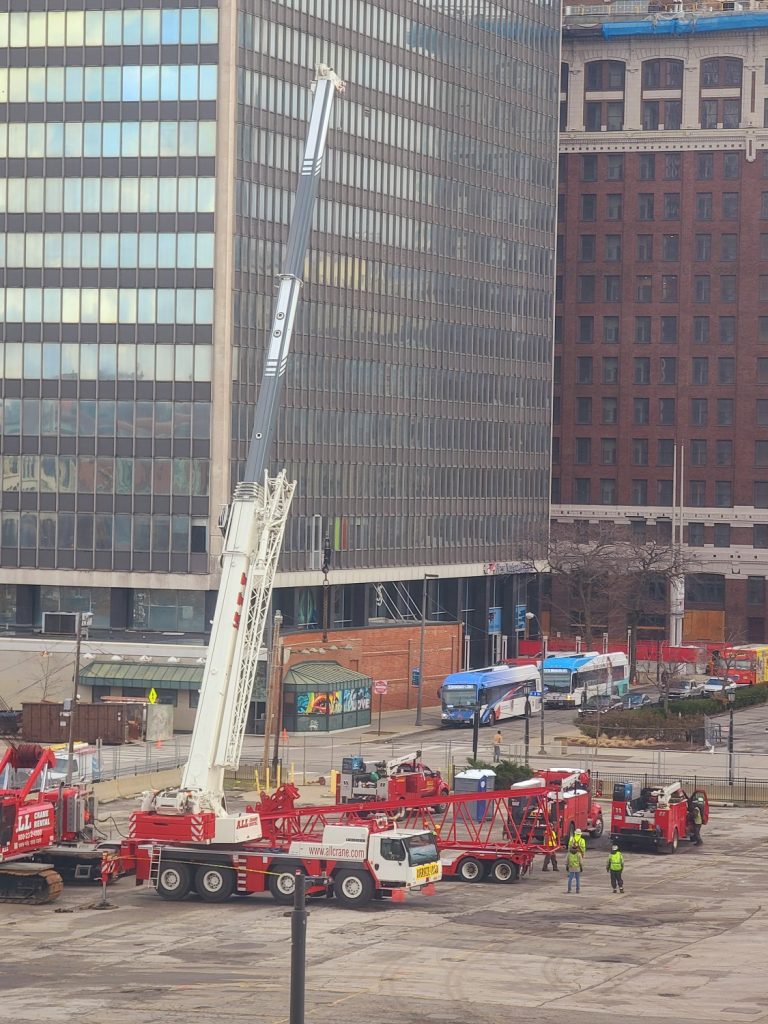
[554,6,768,643]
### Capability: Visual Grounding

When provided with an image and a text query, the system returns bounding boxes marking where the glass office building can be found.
[0,0,560,648]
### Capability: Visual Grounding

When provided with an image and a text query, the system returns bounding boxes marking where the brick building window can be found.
[578,235,596,261]
[688,523,705,547]
[700,99,717,129]
[761,276,768,301]
[658,439,675,466]
[634,357,651,384]
[661,276,678,302]
[715,481,732,507]
[721,234,737,261]
[603,397,618,424]
[637,235,653,261]
[696,193,713,219]
[689,480,706,507]
[574,438,592,464]
[604,276,621,302]
[576,356,593,384]
[723,153,740,179]
[757,358,768,383]
[657,480,673,506]
[694,317,710,344]
[580,194,597,220]
[720,277,736,302]
[758,400,768,426]
[718,358,735,384]
[578,276,595,302]
[722,193,739,219]
[716,441,733,466]
[695,234,711,260]
[697,153,714,179]
[639,153,655,180]
[716,399,733,425]
[754,524,768,546]
[603,317,620,344]
[631,480,648,505]
[713,524,731,548]
[607,154,624,180]
[632,438,649,466]
[574,478,591,503]
[662,235,679,261]
[578,317,594,343]
[664,153,681,179]
[692,358,709,384]
[636,277,653,303]
[605,235,621,261]
[601,437,617,464]
[747,577,766,605]
[634,398,649,424]
[659,398,676,424]
[695,276,711,302]
[600,479,617,504]
[719,318,736,345]
[581,155,597,181]
[690,399,708,426]
[757,483,768,510]
[659,357,676,384]
[661,317,677,344]
[638,194,654,221]
[756,441,768,467]
[606,194,622,220]
[663,194,680,219]
[691,440,707,466]
[602,357,619,384]
[576,397,592,424]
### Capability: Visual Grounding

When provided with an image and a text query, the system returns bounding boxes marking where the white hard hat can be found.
[575,829,582,836]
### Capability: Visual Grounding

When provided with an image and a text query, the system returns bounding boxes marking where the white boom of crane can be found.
[152,66,344,820]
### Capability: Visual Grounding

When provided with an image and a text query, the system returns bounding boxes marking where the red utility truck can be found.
[610,780,708,852]
[509,769,604,846]
[337,751,450,813]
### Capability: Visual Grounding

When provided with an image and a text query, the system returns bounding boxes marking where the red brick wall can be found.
[281,622,463,712]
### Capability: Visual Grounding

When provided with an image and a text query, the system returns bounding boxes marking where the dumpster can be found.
[454,768,496,823]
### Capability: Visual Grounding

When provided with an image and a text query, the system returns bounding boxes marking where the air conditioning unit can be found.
[41,612,79,636]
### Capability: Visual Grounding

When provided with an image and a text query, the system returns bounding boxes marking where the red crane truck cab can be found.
[536,768,604,839]
[610,781,708,853]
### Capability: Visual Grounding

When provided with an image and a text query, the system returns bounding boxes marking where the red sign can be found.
[374,680,388,695]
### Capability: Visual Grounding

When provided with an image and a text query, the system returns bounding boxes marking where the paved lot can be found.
[3,804,768,1024]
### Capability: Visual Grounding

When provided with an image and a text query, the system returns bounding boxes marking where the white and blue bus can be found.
[439,664,542,727]
[542,652,629,710]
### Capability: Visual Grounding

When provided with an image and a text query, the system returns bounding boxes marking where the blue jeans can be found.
[567,870,581,893]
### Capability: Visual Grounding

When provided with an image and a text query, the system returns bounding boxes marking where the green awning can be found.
[284,661,372,689]
[80,661,205,692]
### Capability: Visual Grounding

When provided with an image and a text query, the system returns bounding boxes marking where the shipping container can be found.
[22,702,132,745]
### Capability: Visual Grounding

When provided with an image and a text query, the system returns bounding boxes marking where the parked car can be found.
[667,680,707,700]
[578,694,623,717]
[701,678,739,697]
[622,692,657,711]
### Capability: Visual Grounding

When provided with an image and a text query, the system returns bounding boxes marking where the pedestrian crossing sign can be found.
[148,688,158,705]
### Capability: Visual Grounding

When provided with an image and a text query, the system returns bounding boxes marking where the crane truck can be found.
[0,743,115,902]
[336,751,450,813]
[117,66,441,908]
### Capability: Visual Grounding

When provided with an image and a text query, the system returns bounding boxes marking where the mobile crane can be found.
[119,67,442,906]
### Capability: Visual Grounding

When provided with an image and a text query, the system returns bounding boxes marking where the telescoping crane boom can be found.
[148,66,346,837]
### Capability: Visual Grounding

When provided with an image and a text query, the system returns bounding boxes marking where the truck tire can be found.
[491,859,519,884]
[194,864,235,902]
[667,829,679,854]
[434,790,450,814]
[591,815,604,838]
[457,857,486,883]
[268,862,304,904]
[333,869,375,908]
[156,861,192,901]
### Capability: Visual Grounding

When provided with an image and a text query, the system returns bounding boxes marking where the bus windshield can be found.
[441,685,477,707]
[405,833,439,866]
[542,670,572,693]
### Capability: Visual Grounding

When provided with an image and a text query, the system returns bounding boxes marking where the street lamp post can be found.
[727,691,735,786]
[415,573,438,727]
[523,684,531,766]
[65,610,92,786]
[538,634,548,755]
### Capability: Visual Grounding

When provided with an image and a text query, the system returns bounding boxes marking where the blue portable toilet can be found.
[454,768,496,823]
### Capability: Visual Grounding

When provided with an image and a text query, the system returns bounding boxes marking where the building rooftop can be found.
[564,0,768,34]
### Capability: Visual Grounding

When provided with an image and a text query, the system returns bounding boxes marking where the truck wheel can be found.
[491,859,519,884]
[667,829,679,854]
[457,857,486,883]
[194,864,235,902]
[268,862,304,904]
[333,870,375,908]
[156,861,192,901]
[591,816,604,838]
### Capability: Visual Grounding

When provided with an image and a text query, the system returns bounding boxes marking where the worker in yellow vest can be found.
[606,844,625,893]
[542,824,559,872]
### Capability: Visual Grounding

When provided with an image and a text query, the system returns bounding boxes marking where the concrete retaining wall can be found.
[94,767,181,804]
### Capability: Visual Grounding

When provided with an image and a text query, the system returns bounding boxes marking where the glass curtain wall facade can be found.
[234,0,559,573]
[0,5,217,613]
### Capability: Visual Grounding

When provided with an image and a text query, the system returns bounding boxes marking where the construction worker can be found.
[606,844,624,893]
[565,839,583,894]
[542,822,559,872]
[492,729,502,764]
[691,801,704,846]
[572,828,586,856]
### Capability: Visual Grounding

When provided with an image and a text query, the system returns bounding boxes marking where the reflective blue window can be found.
[179,66,198,101]
[161,9,180,44]
[65,67,83,102]
[122,122,140,157]
[199,66,218,101]
[180,9,198,44]
[200,10,218,43]
[122,66,140,102]
[102,123,120,158]
[46,123,63,157]
[103,10,122,45]
[142,10,160,45]
[123,10,141,45]
[84,67,101,101]
[160,66,178,101]
[103,67,121,102]
[46,68,64,102]
[158,234,176,267]
[28,67,45,102]
[141,66,159,101]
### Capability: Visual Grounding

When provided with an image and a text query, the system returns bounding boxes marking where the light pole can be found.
[727,691,735,786]
[415,573,438,727]
[65,610,92,786]
[538,634,548,755]
[523,683,531,766]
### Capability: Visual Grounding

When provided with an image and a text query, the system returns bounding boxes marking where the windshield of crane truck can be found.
[404,833,439,866]
[441,685,477,708]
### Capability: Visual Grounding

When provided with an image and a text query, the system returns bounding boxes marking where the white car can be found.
[701,678,739,697]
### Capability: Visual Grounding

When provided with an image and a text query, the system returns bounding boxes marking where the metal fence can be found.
[95,741,185,780]
[224,760,282,791]
[591,770,768,807]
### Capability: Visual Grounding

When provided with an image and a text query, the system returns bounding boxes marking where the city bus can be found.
[542,652,629,710]
[439,664,542,727]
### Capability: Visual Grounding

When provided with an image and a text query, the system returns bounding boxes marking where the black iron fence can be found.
[591,770,768,807]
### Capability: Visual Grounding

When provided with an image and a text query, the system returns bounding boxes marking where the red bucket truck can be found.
[610,780,709,852]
